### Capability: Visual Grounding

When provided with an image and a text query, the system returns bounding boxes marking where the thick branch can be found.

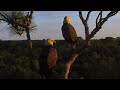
[25,11,33,27]
[63,45,88,79]
[79,11,90,41]
[64,54,79,79]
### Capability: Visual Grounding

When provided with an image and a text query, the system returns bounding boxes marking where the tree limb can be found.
[86,11,92,21]
[63,45,88,79]
[89,11,118,39]
[0,19,7,22]
[96,11,102,27]
[79,11,86,25]
[79,11,90,43]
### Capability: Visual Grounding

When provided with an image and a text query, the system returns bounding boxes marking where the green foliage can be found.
[0,39,120,79]
[0,11,36,36]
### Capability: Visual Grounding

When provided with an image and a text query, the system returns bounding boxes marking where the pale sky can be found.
[0,11,120,40]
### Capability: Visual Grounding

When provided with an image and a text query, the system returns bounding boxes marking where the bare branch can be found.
[106,11,118,18]
[100,11,103,20]
[29,11,33,19]
[0,18,7,22]
[89,11,118,39]
[86,11,92,21]
[79,11,86,25]
[79,11,90,42]
[96,11,103,27]
[0,12,11,23]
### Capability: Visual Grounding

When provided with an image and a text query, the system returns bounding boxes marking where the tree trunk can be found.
[84,22,91,46]
[86,39,90,46]
[25,27,35,70]
[25,27,32,49]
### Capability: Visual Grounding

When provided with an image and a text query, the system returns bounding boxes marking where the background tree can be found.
[79,11,118,46]
[0,11,36,70]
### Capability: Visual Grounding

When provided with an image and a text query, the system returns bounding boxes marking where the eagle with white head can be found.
[61,16,78,50]
[39,38,58,79]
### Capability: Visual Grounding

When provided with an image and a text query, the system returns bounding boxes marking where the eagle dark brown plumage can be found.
[61,16,78,49]
[39,39,58,79]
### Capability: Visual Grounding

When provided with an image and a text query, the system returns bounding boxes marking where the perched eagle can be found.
[39,38,58,79]
[61,16,78,49]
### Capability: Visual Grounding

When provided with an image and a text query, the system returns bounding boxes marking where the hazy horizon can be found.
[0,11,120,40]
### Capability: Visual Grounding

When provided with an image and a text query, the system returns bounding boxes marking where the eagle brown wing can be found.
[69,24,78,43]
[47,46,58,69]
[62,23,72,41]
[62,23,77,43]
[39,45,58,77]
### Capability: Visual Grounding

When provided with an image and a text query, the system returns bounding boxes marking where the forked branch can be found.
[86,11,92,21]
[89,11,118,39]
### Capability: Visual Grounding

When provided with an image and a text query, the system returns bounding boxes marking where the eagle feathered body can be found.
[62,23,78,49]
[62,23,77,44]
[39,45,58,78]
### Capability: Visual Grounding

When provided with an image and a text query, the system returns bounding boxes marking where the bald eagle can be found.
[61,16,78,49]
[39,38,58,79]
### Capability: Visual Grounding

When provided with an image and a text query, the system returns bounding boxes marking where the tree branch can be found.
[63,44,88,79]
[0,12,11,23]
[79,11,90,43]
[86,11,92,21]
[79,11,86,25]
[13,29,23,35]
[96,11,102,27]
[89,11,118,39]
[0,12,26,28]
[107,11,118,17]
[0,19,7,22]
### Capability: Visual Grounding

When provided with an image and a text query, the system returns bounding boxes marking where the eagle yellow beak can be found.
[63,16,71,24]
[53,40,56,44]
[47,39,56,45]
